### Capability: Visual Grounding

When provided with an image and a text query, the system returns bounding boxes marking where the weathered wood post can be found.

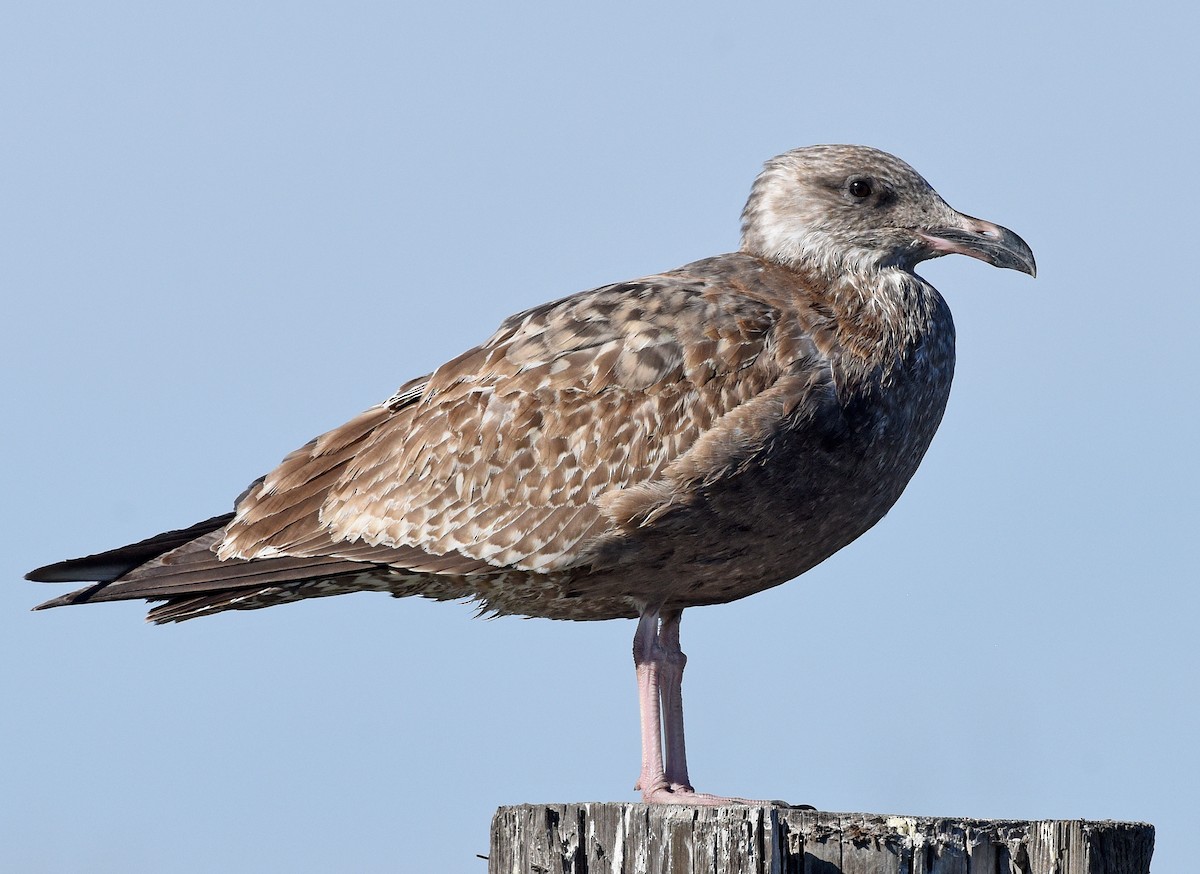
[489,804,1153,874]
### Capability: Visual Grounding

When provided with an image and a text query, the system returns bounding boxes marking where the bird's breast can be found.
[634,281,956,608]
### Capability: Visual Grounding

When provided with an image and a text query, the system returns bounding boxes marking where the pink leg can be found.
[658,609,693,792]
[632,610,667,796]
[632,607,779,806]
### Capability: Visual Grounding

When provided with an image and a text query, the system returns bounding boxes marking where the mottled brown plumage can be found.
[27,145,1034,803]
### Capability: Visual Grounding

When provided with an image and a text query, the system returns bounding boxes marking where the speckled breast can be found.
[532,279,957,620]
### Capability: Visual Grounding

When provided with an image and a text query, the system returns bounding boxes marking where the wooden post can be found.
[488,804,1153,874]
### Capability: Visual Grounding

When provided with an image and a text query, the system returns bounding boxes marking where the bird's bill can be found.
[918,216,1036,277]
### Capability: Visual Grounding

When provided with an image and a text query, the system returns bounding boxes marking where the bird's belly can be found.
[641,444,915,606]
[527,402,945,618]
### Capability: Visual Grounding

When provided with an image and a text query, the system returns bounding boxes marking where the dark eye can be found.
[848,178,874,199]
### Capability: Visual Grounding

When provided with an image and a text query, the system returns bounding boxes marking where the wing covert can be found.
[221,266,832,573]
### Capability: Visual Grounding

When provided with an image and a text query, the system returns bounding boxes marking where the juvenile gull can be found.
[27,145,1035,805]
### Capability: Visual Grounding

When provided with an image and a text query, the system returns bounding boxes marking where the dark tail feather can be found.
[27,513,382,617]
[26,514,235,583]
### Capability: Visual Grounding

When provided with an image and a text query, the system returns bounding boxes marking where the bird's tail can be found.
[26,513,381,623]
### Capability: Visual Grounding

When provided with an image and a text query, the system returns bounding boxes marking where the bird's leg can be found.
[632,608,667,796]
[657,609,693,793]
[633,607,788,807]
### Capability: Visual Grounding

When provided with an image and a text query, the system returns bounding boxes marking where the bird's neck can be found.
[744,235,913,281]
[826,265,941,320]
[836,268,953,386]
[761,254,951,372]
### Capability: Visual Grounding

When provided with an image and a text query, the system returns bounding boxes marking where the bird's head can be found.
[740,144,1035,279]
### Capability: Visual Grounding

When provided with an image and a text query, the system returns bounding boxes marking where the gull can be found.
[28,145,1035,805]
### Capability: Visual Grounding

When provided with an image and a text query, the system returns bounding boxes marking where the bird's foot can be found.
[639,785,792,807]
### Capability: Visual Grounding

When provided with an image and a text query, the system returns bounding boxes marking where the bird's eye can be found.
[848,178,874,199]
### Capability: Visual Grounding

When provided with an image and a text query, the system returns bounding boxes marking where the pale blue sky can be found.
[3,2,1196,871]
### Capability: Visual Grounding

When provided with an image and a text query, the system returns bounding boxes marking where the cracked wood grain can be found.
[488,805,1153,874]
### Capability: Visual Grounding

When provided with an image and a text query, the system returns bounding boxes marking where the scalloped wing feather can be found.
[219,261,829,575]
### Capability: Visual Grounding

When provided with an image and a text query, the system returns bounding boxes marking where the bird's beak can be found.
[918,214,1036,277]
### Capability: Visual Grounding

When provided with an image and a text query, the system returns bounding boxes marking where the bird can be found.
[26,144,1035,805]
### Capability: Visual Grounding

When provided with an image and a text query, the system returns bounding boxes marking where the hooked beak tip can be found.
[920,217,1036,278]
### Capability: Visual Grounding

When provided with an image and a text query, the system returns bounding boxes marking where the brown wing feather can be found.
[220,263,821,574]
